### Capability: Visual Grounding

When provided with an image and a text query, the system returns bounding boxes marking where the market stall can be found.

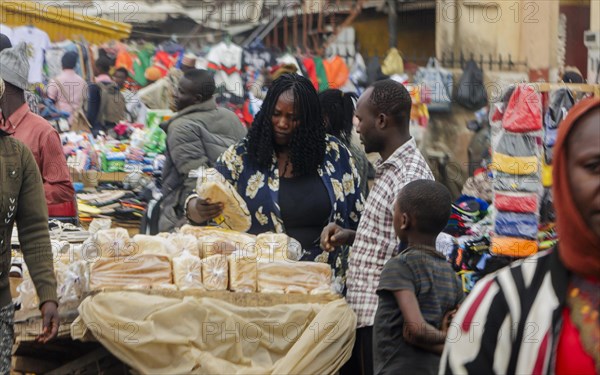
[10,213,356,374]
[441,82,600,293]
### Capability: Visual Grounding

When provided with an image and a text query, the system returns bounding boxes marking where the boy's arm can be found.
[394,289,447,355]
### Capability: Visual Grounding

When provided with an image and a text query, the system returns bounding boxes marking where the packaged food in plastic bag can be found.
[502,84,542,133]
[91,228,136,258]
[490,236,538,257]
[172,251,204,290]
[202,254,229,290]
[494,192,539,214]
[257,261,332,293]
[16,277,38,311]
[228,251,257,293]
[494,212,539,240]
[90,254,172,290]
[195,167,251,232]
[256,233,303,261]
[55,260,89,305]
[166,233,200,258]
[195,227,257,258]
[133,234,170,256]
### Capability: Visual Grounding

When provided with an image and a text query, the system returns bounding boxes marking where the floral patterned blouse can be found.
[215,134,365,293]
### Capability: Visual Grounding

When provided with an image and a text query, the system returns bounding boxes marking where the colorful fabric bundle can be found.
[494,211,538,240]
[490,236,538,257]
[492,152,539,175]
[494,192,538,214]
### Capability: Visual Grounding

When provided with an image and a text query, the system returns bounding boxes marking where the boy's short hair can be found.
[397,180,452,235]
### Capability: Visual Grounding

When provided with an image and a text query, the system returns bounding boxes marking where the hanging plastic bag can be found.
[502,85,543,133]
[415,57,453,112]
[381,48,404,76]
[455,60,488,110]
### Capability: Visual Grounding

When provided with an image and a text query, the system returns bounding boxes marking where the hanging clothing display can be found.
[12,25,51,84]
[133,46,154,87]
[301,57,319,90]
[312,57,329,92]
[323,56,349,89]
[207,41,244,99]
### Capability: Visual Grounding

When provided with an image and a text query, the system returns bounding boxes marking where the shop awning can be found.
[1,1,131,43]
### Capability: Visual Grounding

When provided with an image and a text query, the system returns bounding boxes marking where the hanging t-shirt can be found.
[323,56,349,89]
[312,57,329,92]
[301,57,319,90]
[207,41,244,98]
[12,26,51,84]
[0,24,13,43]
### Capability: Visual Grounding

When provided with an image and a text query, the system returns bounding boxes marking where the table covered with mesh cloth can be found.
[69,289,356,374]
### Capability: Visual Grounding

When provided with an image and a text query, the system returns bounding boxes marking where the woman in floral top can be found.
[187,74,364,292]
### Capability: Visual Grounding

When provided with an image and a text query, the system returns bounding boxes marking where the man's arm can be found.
[16,146,59,342]
[40,130,75,205]
[395,289,447,355]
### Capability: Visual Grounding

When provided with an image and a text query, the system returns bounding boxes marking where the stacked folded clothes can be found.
[77,189,146,225]
[491,85,543,258]
[444,195,489,237]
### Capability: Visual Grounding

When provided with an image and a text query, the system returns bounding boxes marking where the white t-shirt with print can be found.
[207,42,244,98]
[12,26,51,84]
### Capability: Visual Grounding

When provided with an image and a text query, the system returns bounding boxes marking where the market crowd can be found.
[0,30,599,375]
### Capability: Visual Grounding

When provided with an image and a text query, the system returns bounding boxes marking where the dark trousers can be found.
[340,326,374,375]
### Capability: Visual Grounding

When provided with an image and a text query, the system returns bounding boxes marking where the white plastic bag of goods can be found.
[201,254,228,290]
[89,254,172,290]
[73,291,356,374]
[172,250,204,290]
[257,260,333,294]
[91,228,135,258]
[195,167,251,232]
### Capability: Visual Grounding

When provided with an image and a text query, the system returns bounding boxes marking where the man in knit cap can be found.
[0,42,76,218]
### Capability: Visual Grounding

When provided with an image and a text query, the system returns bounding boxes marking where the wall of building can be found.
[436,0,560,80]
[354,8,436,62]
[591,0,600,31]
[560,2,591,75]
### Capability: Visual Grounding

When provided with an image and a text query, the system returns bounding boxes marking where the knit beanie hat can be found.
[0,42,29,90]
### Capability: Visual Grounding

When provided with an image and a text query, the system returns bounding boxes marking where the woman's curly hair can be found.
[247,73,326,176]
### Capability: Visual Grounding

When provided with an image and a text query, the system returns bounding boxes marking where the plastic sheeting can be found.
[72,291,356,375]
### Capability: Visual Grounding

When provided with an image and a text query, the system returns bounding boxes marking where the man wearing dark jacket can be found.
[159,69,246,232]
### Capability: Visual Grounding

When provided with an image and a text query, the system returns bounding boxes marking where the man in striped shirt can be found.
[321,79,434,375]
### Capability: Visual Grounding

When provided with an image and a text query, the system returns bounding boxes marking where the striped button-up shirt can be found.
[346,138,434,328]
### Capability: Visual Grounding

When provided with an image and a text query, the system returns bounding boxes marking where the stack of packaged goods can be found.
[490,84,542,258]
